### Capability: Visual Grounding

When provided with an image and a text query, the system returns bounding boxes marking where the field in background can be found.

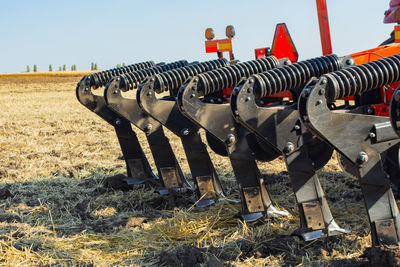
[0,75,397,266]
[0,71,96,79]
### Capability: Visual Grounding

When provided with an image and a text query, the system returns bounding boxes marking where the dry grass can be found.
[0,76,396,266]
[0,71,96,79]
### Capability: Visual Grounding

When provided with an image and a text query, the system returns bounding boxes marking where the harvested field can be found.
[0,75,399,266]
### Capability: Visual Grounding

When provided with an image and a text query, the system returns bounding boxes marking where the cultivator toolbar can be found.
[76,61,161,184]
[230,54,352,240]
[88,61,156,89]
[299,52,400,245]
[76,18,400,248]
[177,56,290,221]
[104,58,229,205]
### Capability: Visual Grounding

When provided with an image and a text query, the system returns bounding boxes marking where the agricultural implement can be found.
[75,0,400,247]
[177,24,298,221]
[299,50,400,246]
[231,43,400,244]
[76,60,190,191]
[104,58,228,205]
[183,53,351,238]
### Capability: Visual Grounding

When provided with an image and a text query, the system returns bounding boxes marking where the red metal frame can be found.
[316,0,333,55]
[208,18,400,115]
[255,48,268,60]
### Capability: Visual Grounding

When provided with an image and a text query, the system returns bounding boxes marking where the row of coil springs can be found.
[89,61,155,88]
[324,54,400,101]
[153,58,228,93]
[196,57,279,96]
[119,60,188,91]
[251,55,341,98]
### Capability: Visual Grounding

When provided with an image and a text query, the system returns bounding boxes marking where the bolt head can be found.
[284,142,295,154]
[357,152,369,163]
[113,89,119,94]
[319,89,325,95]
[321,79,327,85]
[294,125,300,130]
[181,128,190,136]
[147,91,152,96]
[369,132,376,139]
[114,118,121,126]
[190,93,196,98]
[84,87,89,92]
[395,91,400,103]
[226,134,236,144]
[144,124,152,132]
[316,100,323,105]
[245,96,251,102]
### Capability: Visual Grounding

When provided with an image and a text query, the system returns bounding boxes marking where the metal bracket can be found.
[127,159,146,178]
[242,186,264,213]
[196,176,216,200]
[373,121,399,143]
[375,218,399,245]
[124,159,150,185]
[159,167,182,188]
[76,78,155,182]
[302,201,325,230]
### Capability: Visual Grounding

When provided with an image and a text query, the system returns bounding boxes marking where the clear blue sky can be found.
[0,0,395,73]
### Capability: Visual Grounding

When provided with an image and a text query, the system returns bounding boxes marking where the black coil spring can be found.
[89,61,155,88]
[323,54,400,101]
[253,55,341,97]
[153,58,228,93]
[120,60,188,91]
[196,56,279,95]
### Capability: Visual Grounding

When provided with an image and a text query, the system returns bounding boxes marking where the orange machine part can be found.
[350,43,400,65]
[349,42,400,116]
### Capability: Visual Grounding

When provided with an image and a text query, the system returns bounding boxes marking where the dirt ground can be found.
[0,76,399,266]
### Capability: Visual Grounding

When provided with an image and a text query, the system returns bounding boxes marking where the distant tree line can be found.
[91,62,98,71]
[25,63,100,72]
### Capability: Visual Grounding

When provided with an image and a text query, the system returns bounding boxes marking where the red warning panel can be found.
[218,39,232,52]
[270,23,299,62]
[205,40,218,53]
[396,25,400,43]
